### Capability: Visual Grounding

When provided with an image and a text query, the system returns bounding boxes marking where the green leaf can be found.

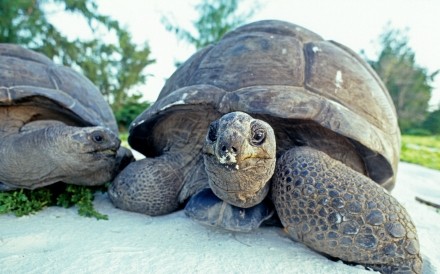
[1,184,108,220]
[0,188,52,217]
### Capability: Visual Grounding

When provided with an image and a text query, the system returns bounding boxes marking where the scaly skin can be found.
[109,111,215,215]
[203,112,276,208]
[205,112,422,274]
[0,125,120,189]
[271,146,422,273]
[109,155,184,215]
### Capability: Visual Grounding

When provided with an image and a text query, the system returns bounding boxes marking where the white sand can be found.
[0,162,439,274]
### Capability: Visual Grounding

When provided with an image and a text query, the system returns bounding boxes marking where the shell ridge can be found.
[0,44,118,133]
[128,20,399,190]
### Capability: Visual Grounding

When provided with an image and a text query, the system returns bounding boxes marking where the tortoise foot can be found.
[271,146,422,274]
[185,188,274,232]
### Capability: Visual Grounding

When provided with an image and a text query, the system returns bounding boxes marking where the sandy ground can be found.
[0,162,439,274]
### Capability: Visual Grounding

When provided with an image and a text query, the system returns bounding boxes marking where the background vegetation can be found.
[0,0,438,217]
[401,135,440,170]
[162,0,258,51]
[0,0,154,130]
[365,26,439,134]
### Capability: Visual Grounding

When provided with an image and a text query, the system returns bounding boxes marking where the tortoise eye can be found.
[91,131,105,143]
[208,121,219,142]
[251,126,266,146]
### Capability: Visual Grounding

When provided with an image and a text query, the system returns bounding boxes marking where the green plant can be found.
[401,135,440,170]
[57,185,108,220]
[120,132,129,148]
[114,94,150,131]
[0,184,108,220]
[404,128,432,136]
[366,25,438,132]
[0,188,52,217]
[423,108,440,134]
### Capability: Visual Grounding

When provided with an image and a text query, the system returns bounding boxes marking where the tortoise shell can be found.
[129,20,400,190]
[0,44,118,133]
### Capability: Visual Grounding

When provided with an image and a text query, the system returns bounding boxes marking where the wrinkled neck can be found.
[204,153,276,208]
[0,126,66,188]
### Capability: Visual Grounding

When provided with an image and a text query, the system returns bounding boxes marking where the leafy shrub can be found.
[423,109,440,134]
[114,94,151,131]
[0,184,108,220]
[404,128,432,136]
[0,188,52,217]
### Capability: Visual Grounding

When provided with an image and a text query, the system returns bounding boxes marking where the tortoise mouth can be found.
[86,147,118,158]
[82,143,118,158]
[219,162,240,170]
[204,153,273,190]
[204,152,272,172]
[93,148,117,156]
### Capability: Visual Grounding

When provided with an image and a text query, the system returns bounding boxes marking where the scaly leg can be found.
[109,155,183,216]
[271,146,422,274]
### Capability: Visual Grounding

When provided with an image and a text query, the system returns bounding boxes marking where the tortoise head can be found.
[51,125,121,185]
[203,111,276,208]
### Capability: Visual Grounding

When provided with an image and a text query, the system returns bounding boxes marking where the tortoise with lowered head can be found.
[0,44,132,191]
[110,20,421,273]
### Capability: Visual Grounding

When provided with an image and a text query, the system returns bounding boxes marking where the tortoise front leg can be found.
[271,146,422,274]
[109,155,184,216]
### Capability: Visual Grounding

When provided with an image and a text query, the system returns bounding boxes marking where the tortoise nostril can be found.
[220,145,238,154]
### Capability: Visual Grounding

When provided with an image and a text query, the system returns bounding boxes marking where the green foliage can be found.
[423,108,440,134]
[0,184,108,220]
[404,128,432,136]
[119,131,128,144]
[401,135,440,170]
[162,0,259,50]
[367,25,438,133]
[0,188,52,217]
[0,0,154,116]
[114,94,150,131]
[57,185,108,220]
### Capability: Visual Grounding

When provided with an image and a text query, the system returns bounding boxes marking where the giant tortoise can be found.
[0,44,132,191]
[110,20,421,273]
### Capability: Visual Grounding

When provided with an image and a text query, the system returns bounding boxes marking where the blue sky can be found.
[50,0,440,108]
